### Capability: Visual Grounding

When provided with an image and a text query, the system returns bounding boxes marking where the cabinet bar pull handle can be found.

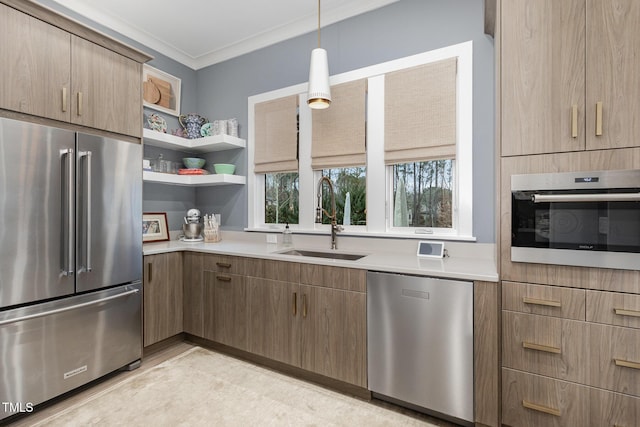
[302,294,307,318]
[614,358,640,370]
[62,87,67,112]
[523,342,561,354]
[595,101,603,136]
[292,292,297,316]
[216,262,231,268]
[614,308,640,318]
[77,92,83,116]
[522,400,561,417]
[523,296,562,308]
[147,263,152,282]
[216,275,232,282]
[571,104,578,138]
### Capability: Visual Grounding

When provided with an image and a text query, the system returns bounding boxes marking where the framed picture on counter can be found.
[143,64,181,116]
[143,212,170,243]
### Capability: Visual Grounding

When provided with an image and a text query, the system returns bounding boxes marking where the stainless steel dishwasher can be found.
[367,271,474,425]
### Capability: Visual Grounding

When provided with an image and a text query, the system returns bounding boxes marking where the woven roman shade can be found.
[384,58,457,164]
[254,95,298,173]
[311,79,367,169]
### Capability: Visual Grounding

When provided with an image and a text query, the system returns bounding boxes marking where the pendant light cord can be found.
[317,0,321,48]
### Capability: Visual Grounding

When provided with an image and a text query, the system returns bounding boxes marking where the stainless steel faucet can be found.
[315,176,343,249]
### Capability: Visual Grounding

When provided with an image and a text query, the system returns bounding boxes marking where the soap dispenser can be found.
[282,223,292,245]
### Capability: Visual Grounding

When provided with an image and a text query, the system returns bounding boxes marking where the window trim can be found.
[247,41,474,241]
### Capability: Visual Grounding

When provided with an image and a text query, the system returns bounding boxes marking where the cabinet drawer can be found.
[587,290,640,329]
[502,368,589,427]
[502,281,585,320]
[203,254,244,275]
[502,311,587,383]
[589,387,640,427]
[588,323,640,397]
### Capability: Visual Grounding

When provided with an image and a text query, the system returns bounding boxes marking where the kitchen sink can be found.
[277,249,367,261]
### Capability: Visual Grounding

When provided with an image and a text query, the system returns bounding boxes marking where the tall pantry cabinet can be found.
[499,1,640,426]
[501,0,640,156]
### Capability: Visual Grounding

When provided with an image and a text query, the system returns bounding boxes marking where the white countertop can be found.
[143,232,498,282]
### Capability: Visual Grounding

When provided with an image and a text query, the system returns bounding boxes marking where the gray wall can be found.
[37,0,495,242]
[196,0,495,242]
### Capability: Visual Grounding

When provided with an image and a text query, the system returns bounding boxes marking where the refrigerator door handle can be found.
[62,148,74,277]
[79,150,93,272]
[0,288,139,326]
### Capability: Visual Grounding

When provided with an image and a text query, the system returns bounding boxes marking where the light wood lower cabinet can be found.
[588,323,640,397]
[183,252,204,337]
[589,386,640,427]
[195,256,366,387]
[299,284,367,388]
[247,277,300,366]
[143,252,183,347]
[502,368,589,427]
[502,281,640,425]
[586,290,640,329]
[502,311,588,384]
[203,271,247,350]
[503,367,640,427]
[245,263,366,388]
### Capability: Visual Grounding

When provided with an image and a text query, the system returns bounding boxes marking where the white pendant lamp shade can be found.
[308,48,331,109]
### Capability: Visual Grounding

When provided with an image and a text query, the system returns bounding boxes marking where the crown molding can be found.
[45,0,399,70]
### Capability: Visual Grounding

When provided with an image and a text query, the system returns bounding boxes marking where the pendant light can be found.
[307,0,331,109]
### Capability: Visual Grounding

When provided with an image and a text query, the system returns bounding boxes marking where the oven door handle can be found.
[532,192,640,203]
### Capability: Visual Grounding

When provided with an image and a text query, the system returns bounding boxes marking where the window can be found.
[248,42,473,240]
[265,172,299,224]
[319,167,366,226]
[391,160,453,228]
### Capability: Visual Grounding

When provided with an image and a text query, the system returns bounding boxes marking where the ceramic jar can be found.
[178,113,207,139]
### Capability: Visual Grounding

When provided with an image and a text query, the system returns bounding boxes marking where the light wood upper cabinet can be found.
[0,3,149,137]
[501,0,640,156]
[71,36,142,138]
[586,0,640,151]
[144,253,183,347]
[501,0,585,156]
[0,3,71,122]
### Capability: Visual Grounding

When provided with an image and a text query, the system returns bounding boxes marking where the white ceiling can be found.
[45,0,400,70]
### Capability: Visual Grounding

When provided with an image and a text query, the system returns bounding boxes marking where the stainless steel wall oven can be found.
[511,169,640,270]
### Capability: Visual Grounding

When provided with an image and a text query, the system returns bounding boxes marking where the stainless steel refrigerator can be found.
[0,117,142,420]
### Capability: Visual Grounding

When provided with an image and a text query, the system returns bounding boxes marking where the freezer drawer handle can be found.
[522,400,561,417]
[0,289,139,326]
